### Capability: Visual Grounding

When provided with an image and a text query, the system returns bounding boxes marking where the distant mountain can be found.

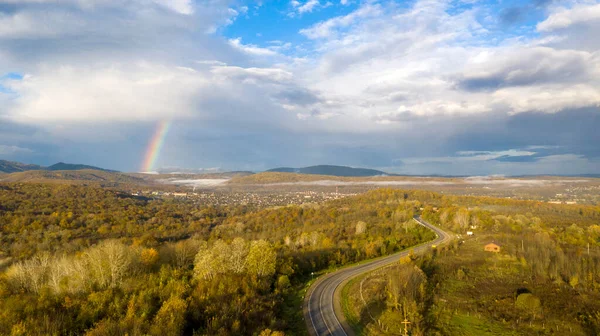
[0,169,144,184]
[0,160,43,173]
[46,162,117,172]
[267,165,389,177]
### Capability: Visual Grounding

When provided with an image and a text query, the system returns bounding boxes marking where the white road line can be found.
[319,277,335,335]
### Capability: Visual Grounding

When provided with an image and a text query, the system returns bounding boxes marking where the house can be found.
[484,242,501,253]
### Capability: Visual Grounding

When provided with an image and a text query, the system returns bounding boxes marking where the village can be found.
[131,189,357,207]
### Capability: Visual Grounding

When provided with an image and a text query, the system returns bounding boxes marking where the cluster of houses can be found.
[130,190,355,207]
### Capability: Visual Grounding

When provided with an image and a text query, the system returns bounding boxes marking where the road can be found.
[303,217,452,336]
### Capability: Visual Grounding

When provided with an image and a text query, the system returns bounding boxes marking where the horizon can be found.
[2,158,600,178]
[1,0,599,175]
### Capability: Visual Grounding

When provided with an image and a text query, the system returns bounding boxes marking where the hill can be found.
[46,162,117,172]
[0,169,146,185]
[229,172,335,184]
[0,159,116,174]
[267,165,388,177]
[0,160,43,173]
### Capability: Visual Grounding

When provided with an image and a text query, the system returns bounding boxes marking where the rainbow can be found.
[141,120,171,172]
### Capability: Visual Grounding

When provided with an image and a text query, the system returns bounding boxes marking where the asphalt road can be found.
[303,217,452,336]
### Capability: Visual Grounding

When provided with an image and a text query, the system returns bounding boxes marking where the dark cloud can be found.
[0,4,19,14]
[499,0,556,26]
[499,7,525,26]
[455,48,592,91]
[447,107,600,160]
[273,88,322,107]
[533,0,555,8]
[492,155,540,163]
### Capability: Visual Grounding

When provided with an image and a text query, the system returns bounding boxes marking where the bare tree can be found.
[229,238,248,274]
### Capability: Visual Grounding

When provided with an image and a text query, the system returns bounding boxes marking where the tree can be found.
[355,221,367,235]
[140,248,159,267]
[516,293,541,320]
[174,239,203,269]
[454,208,470,232]
[85,240,133,288]
[246,240,276,278]
[150,296,188,336]
[259,329,285,336]
[194,241,216,280]
[229,238,248,274]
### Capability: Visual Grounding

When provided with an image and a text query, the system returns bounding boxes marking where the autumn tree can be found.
[246,240,276,278]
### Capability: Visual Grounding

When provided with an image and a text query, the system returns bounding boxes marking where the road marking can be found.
[307,282,319,336]
[329,275,348,336]
[319,277,335,335]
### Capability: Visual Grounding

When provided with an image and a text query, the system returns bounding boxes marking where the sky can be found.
[0,0,599,175]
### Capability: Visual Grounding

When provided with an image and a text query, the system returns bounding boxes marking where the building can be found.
[484,242,500,253]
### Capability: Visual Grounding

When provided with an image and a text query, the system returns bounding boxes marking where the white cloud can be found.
[153,0,194,14]
[0,10,84,38]
[299,4,382,39]
[537,3,600,32]
[0,145,32,154]
[1,0,600,174]
[211,65,294,83]
[290,0,600,126]
[297,0,319,13]
[5,63,209,123]
[0,0,195,14]
[228,38,278,56]
[288,0,331,17]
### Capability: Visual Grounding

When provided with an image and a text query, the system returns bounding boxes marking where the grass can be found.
[443,312,520,336]
[341,275,366,335]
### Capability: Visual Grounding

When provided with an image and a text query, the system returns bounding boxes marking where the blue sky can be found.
[0,0,599,175]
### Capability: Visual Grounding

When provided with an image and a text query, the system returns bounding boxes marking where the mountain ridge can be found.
[267,165,389,177]
[0,160,43,173]
[0,160,116,173]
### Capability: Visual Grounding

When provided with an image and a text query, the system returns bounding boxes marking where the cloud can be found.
[0,0,599,175]
[211,65,293,83]
[0,0,196,14]
[499,7,525,25]
[537,3,600,32]
[299,4,382,39]
[4,63,211,123]
[0,9,85,39]
[289,0,331,17]
[456,47,597,91]
[228,37,278,56]
[295,0,319,14]
[0,144,32,154]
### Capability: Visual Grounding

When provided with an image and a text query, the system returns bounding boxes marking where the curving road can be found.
[303,217,452,336]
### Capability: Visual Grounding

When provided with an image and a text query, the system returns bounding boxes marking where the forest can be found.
[1,183,599,335]
[0,183,434,335]
[342,191,600,335]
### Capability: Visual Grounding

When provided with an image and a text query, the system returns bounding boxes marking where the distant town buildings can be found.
[134,189,355,207]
